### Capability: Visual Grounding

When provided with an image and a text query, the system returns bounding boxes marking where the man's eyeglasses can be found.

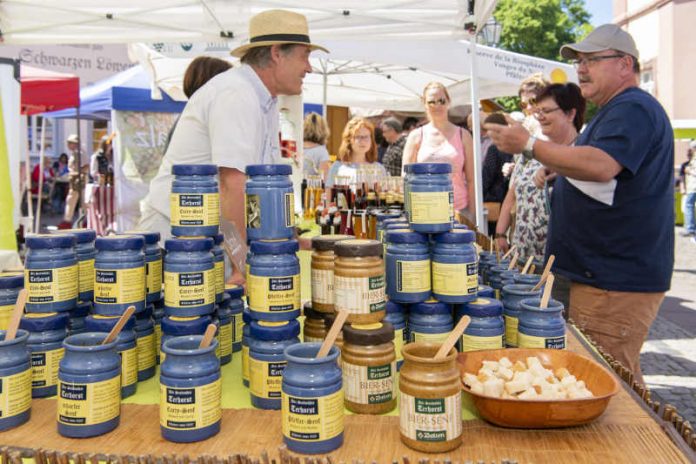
[570,54,625,68]
[533,107,562,118]
[426,98,448,107]
[353,135,371,141]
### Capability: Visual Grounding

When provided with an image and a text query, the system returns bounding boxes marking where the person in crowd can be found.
[682,141,696,239]
[60,134,87,228]
[402,81,476,220]
[374,126,388,163]
[402,117,420,133]
[90,134,114,184]
[380,117,406,177]
[52,153,70,214]
[302,112,331,178]
[467,111,493,164]
[139,10,326,283]
[481,114,514,233]
[486,24,674,382]
[325,117,388,191]
[31,155,54,196]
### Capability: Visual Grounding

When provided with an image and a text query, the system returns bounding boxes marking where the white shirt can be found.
[143,64,280,217]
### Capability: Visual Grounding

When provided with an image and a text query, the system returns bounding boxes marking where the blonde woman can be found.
[303,112,331,179]
[403,82,476,220]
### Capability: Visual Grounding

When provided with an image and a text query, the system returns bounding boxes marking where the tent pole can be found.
[34,117,47,233]
[25,115,34,234]
[468,37,486,234]
[76,107,82,227]
[322,70,328,117]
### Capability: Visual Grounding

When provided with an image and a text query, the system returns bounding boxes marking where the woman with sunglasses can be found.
[403,82,476,219]
[494,83,586,265]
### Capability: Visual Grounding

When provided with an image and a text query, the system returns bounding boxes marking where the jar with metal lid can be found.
[408,299,453,344]
[501,284,542,347]
[241,308,251,387]
[406,163,454,234]
[160,334,221,443]
[431,230,478,303]
[225,284,244,352]
[310,235,351,313]
[68,301,91,336]
[212,234,225,303]
[0,329,32,431]
[24,234,78,313]
[135,304,157,381]
[303,302,327,342]
[153,298,165,364]
[245,164,295,241]
[334,239,386,324]
[385,230,431,304]
[0,272,23,330]
[123,230,162,304]
[164,237,215,317]
[399,343,462,452]
[94,235,146,315]
[52,228,97,302]
[518,297,566,350]
[249,319,301,410]
[57,332,121,438]
[384,300,408,371]
[342,322,396,414]
[216,303,233,365]
[84,315,138,398]
[282,343,343,454]
[247,239,300,322]
[19,312,68,398]
[170,164,220,237]
[456,298,504,352]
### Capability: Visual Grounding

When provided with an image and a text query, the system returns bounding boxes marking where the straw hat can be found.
[230,9,328,58]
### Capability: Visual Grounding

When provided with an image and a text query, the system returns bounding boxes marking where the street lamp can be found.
[478,17,502,47]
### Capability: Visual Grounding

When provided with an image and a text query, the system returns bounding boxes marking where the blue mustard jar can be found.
[514,273,541,286]
[518,297,566,350]
[24,234,78,313]
[135,304,157,381]
[385,300,408,371]
[477,285,495,299]
[501,284,542,348]
[0,272,23,331]
[487,262,511,299]
[282,343,343,454]
[477,251,498,285]
[247,240,300,322]
[57,332,121,438]
[431,230,478,303]
[216,303,233,365]
[52,229,97,302]
[153,298,164,364]
[84,315,138,398]
[170,164,220,237]
[160,315,211,363]
[212,234,225,304]
[163,237,215,317]
[407,163,453,233]
[0,329,32,431]
[19,312,68,398]
[385,230,431,304]
[408,299,453,344]
[225,284,244,352]
[376,212,403,243]
[94,235,146,316]
[245,164,295,241]
[242,308,251,387]
[124,231,162,304]
[67,301,91,336]
[249,319,300,410]
[499,269,520,290]
[160,335,221,443]
[456,298,504,352]
[403,164,413,221]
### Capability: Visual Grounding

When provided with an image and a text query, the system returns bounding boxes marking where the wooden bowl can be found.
[457,348,620,428]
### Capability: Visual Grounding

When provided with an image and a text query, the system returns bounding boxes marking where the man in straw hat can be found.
[485,24,674,382]
[140,9,327,284]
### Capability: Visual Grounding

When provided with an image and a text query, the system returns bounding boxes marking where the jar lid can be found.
[123,230,160,245]
[452,223,469,230]
[250,319,300,340]
[245,164,292,176]
[433,230,475,244]
[242,308,251,324]
[213,234,224,245]
[462,298,503,317]
[172,164,217,176]
[343,322,394,345]
[0,272,24,289]
[303,302,325,320]
[385,222,410,230]
[311,234,352,251]
[376,212,402,222]
[95,235,144,251]
[409,163,451,174]
[334,239,383,257]
[85,314,136,332]
[386,300,407,314]
[403,164,414,174]
[383,218,407,227]
[20,312,69,331]
[72,301,92,317]
[162,315,211,335]
[385,230,427,244]
[216,304,232,317]
[26,233,75,249]
[165,237,214,252]
[477,284,494,298]
[410,298,451,315]
[138,304,154,320]
[52,228,97,243]
[250,239,298,255]
[225,284,244,299]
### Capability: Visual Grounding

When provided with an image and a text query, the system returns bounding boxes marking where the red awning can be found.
[20,65,80,115]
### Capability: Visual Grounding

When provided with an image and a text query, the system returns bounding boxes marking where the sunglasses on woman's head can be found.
[426,98,448,106]
[519,98,537,110]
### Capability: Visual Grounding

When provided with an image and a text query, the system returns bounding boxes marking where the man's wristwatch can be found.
[494,233,507,240]
[522,135,537,160]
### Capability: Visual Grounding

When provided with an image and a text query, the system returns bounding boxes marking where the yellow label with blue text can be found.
[395,260,431,293]
[432,261,478,296]
[30,347,64,389]
[136,333,156,371]
[160,378,221,430]
[214,261,224,297]
[57,376,120,425]
[0,369,32,418]
[249,357,285,399]
[412,331,449,344]
[282,390,344,441]
[121,347,138,387]
[518,332,566,350]
[170,192,219,227]
[504,315,519,347]
[248,274,300,313]
[0,304,12,331]
[164,269,215,308]
[219,323,232,358]
[460,334,504,352]
[409,191,454,225]
[78,258,95,295]
[242,345,250,381]
[25,266,78,304]
[146,258,163,295]
[94,267,145,305]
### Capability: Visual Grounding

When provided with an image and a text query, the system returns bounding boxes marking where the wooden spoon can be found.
[434,315,471,360]
[507,252,519,271]
[502,244,517,260]
[199,324,218,349]
[520,256,534,274]
[316,310,348,358]
[4,289,27,341]
[540,274,555,309]
[102,306,135,345]
[531,255,555,291]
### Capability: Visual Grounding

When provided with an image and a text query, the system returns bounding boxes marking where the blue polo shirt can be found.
[547,87,674,292]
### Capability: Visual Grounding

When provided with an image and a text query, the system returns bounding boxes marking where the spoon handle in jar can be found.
[102,306,135,345]
[5,289,27,341]
[199,324,218,349]
[540,274,555,309]
[317,310,348,358]
[521,256,534,274]
[434,316,471,360]
[532,255,555,291]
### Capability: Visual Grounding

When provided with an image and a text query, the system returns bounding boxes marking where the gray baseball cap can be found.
[560,24,639,60]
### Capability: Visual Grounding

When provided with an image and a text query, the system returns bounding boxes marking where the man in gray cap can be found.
[380,117,406,176]
[485,24,674,382]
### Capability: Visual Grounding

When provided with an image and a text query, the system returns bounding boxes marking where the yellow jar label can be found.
[282,390,344,442]
[249,358,285,399]
[121,347,138,387]
[409,191,453,225]
[412,331,450,344]
[233,314,243,344]
[460,334,504,352]
[285,193,295,228]
[146,258,163,295]
[399,392,462,443]
[303,335,324,343]
[242,345,249,382]
[0,304,12,330]
[342,361,395,405]
[164,269,215,308]
[247,274,300,313]
[0,369,32,418]
[78,258,95,295]
[394,327,406,364]
[30,347,64,389]
[94,267,145,305]
[310,268,333,305]
[432,261,478,296]
[136,333,156,372]
[517,333,566,350]
[334,275,386,315]
[395,260,431,293]
[25,265,78,304]
[155,325,162,357]
[57,376,121,425]
[214,260,224,297]
[160,378,221,430]
[219,323,232,358]
[504,315,518,347]
[170,192,220,227]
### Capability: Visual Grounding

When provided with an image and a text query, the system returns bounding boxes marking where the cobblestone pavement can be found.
[641,227,696,427]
